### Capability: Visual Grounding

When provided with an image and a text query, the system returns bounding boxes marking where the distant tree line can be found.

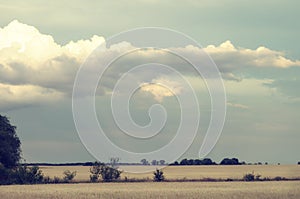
[142,158,243,166]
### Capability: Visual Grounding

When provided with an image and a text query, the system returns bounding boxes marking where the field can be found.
[0,181,299,199]
[0,165,299,199]
[39,165,300,181]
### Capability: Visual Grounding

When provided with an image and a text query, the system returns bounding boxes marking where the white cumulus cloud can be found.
[1,20,299,110]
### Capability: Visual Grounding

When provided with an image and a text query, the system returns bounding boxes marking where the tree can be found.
[202,158,214,165]
[0,115,21,168]
[153,169,165,182]
[151,160,158,165]
[140,159,149,165]
[180,158,188,165]
[159,160,166,165]
[220,158,240,165]
[187,159,194,165]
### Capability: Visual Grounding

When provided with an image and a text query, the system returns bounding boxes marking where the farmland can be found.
[40,165,300,182]
[0,181,299,199]
[0,165,299,199]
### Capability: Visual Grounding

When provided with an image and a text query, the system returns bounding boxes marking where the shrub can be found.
[52,176,62,184]
[243,172,262,181]
[63,170,77,182]
[274,176,284,181]
[89,162,122,182]
[153,169,165,182]
[89,162,103,182]
[100,165,122,182]
[43,176,51,184]
[243,173,255,181]
[12,165,44,184]
[0,163,12,185]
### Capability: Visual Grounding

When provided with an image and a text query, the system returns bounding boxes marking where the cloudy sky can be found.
[0,0,299,164]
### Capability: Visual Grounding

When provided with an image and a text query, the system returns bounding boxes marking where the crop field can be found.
[0,181,299,199]
[0,165,299,199]
[40,165,300,181]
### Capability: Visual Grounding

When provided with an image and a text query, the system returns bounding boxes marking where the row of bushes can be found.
[0,161,124,185]
[242,172,289,182]
[0,163,77,185]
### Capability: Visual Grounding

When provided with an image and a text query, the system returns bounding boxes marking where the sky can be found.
[0,0,299,164]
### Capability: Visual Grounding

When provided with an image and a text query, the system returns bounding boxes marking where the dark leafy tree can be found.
[151,160,158,165]
[180,158,188,165]
[140,159,149,165]
[0,163,11,184]
[202,158,214,165]
[169,161,179,165]
[194,159,203,165]
[153,169,165,182]
[0,115,21,168]
[187,159,194,165]
[159,160,166,165]
[220,158,240,165]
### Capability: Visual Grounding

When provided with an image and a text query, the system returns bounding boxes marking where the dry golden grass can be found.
[0,181,299,199]
[40,165,300,181]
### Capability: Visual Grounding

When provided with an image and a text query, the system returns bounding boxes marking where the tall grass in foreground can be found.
[0,181,299,199]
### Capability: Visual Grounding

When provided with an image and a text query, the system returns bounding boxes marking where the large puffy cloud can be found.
[1,20,299,110]
[0,20,104,110]
[0,20,104,89]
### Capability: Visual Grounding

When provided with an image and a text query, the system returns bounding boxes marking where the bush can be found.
[100,165,122,182]
[89,162,103,182]
[243,172,261,181]
[52,176,62,183]
[274,176,284,181]
[12,165,44,184]
[0,163,12,185]
[153,169,165,182]
[243,173,255,181]
[63,170,77,182]
[89,162,122,182]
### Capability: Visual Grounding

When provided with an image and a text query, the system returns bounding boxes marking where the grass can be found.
[39,165,300,182]
[0,181,299,199]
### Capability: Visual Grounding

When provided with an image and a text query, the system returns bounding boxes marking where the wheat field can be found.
[0,165,299,199]
[0,181,299,199]
[40,165,300,181]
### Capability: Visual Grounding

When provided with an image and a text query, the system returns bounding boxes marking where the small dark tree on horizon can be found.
[140,159,149,165]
